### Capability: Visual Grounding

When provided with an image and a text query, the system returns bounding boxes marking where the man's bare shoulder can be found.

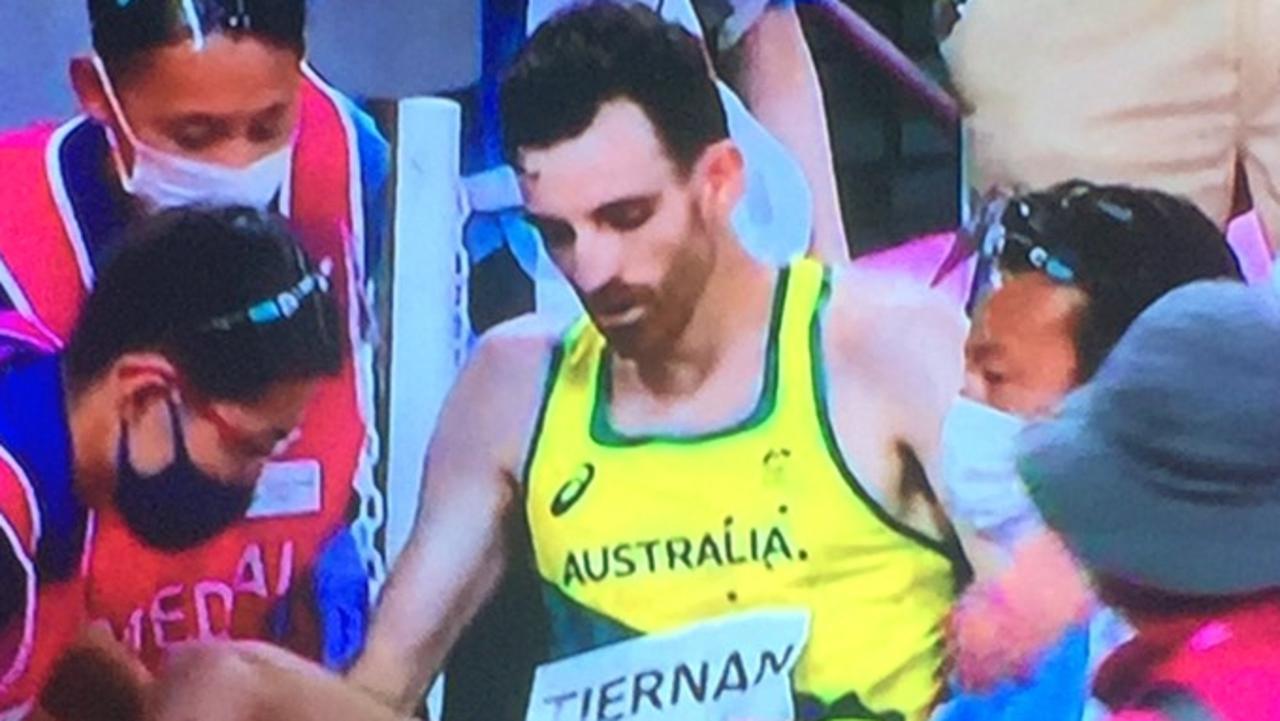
[456,312,574,419]
[820,266,965,438]
[439,313,574,471]
[824,266,967,370]
[472,313,567,370]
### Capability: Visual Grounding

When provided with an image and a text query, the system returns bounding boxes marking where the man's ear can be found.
[109,353,180,423]
[693,139,745,221]
[70,55,136,172]
[70,55,114,126]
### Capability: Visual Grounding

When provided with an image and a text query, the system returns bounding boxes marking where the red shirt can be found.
[1096,597,1280,720]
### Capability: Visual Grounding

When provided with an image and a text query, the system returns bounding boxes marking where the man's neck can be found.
[623,235,777,397]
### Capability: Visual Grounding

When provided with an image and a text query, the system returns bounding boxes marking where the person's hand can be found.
[950,578,1035,690]
[146,642,263,721]
[38,626,152,721]
[949,531,1093,691]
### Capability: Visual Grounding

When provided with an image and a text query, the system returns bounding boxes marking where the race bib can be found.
[246,460,323,519]
[526,609,811,721]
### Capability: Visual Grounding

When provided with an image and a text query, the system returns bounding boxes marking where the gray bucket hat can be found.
[1019,280,1280,596]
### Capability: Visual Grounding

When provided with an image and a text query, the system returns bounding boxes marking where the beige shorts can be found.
[944,0,1280,250]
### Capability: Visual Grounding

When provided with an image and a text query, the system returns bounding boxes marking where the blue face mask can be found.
[113,403,255,552]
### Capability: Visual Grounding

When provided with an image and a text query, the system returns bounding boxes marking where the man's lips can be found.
[593,303,646,329]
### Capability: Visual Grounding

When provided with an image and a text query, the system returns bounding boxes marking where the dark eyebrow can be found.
[160,114,230,142]
[164,113,225,129]
[966,339,1000,363]
[249,102,290,124]
[162,100,289,130]
[593,194,657,217]
[519,192,659,230]
[590,195,659,229]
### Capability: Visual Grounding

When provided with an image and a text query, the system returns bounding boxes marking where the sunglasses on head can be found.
[992,183,1138,285]
[198,256,333,334]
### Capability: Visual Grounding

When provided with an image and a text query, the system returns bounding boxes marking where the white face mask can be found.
[92,57,293,212]
[939,396,1043,554]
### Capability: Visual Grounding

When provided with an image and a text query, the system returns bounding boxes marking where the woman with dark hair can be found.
[0,0,388,683]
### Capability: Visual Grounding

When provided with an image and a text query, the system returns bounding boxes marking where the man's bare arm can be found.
[872,283,1006,578]
[348,321,557,714]
[823,270,1001,572]
[142,641,410,721]
[727,4,851,263]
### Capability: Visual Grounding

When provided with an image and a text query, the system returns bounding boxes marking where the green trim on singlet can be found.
[521,343,567,487]
[540,581,642,662]
[794,689,907,721]
[807,267,953,561]
[588,266,790,447]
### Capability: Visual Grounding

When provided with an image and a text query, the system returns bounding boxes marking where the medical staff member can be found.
[0,208,348,719]
[0,0,388,672]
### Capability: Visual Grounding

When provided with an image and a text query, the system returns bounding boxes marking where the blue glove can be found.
[312,527,371,671]
[933,625,1091,721]
[267,527,371,671]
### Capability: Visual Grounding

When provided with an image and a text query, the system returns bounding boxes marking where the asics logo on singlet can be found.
[551,463,596,517]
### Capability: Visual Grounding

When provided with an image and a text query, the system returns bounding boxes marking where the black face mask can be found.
[113,403,255,552]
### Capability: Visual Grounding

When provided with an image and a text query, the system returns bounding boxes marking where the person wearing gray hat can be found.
[936,181,1245,721]
[1020,279,1280,719]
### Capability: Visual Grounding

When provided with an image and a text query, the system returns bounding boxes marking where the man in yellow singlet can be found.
[350,6,966,720]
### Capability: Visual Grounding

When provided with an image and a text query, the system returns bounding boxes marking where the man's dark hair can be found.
[998,180,1244,381]
[500,2,728,174]
[65,207,343,402]
[88,0,306,80]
